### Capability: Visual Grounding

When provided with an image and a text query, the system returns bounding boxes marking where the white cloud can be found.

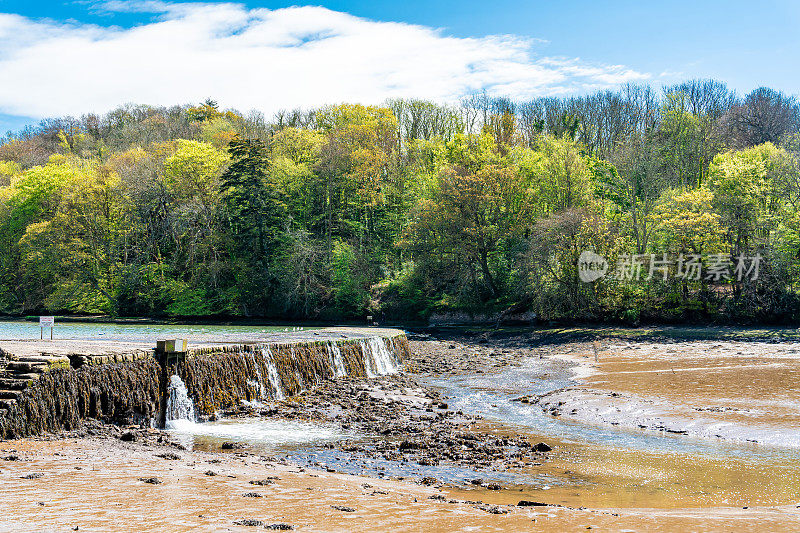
[0,2,651,119]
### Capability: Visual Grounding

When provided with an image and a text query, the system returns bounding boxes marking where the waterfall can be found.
[329,341,347,378]
[165,374,195,429]
[361,337,398,377]
[261,347,285,400]
[249,353,267,400]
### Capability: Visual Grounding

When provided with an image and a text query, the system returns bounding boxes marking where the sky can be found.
[0,0,798,134]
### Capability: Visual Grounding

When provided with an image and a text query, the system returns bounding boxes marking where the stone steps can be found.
[0,353,64,413]
[0,398,16,410]
[0,378,31,390]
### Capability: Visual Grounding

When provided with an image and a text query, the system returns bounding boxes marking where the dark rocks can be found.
[533,442,552,452]
[331,505,355,512]
[420,477,438,485]
[233,519,263,526]
[221,441,245,450]
[138,477,162,484]
[518,500,548,507]
[264,525,293,531]
[242,492,262,498]
[119,431,136,442]
[204,470,217,476]
[3,454,20,461]
[249,478,276,485]
[20,472,43,479]
[155,452,180,460]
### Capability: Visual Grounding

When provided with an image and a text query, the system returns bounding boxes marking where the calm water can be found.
[0,320,311,342]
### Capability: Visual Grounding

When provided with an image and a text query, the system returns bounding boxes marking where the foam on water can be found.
[167,418,342,448]
[165,374,196,429]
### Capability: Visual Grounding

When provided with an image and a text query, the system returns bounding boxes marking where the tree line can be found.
[1,80,799,324]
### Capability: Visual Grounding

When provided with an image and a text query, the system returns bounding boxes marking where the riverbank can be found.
[1,327,800,530]
[3,436,799,532]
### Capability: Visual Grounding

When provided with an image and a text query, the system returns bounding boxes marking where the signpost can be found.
[39,316,54,340]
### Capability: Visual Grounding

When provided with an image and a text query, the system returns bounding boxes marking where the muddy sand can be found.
[2,328,800,531]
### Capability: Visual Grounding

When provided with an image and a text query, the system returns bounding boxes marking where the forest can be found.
[0,80,799,324]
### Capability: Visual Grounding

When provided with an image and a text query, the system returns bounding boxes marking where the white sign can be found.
[39,316,55,328]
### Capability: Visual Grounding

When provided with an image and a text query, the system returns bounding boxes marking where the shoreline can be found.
[1,329,800,530]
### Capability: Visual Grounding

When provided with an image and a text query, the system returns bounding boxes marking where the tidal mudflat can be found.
[2,326,800,531]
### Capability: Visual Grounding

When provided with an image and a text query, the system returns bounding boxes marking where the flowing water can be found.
[164,338,400,454]
[165,375,196,430]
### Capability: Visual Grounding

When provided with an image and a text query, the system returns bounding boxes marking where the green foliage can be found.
[0,89,799,324]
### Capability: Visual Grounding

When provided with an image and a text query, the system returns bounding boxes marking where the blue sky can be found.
[0,0,798,134]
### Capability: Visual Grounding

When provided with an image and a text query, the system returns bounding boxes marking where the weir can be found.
[0,328,410,439]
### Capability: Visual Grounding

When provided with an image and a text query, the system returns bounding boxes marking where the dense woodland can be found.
[1,80,799,323]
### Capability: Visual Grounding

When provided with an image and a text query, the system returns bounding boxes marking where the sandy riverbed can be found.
[2,328,800,531]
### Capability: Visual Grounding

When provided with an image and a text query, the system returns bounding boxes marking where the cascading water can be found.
[329,341,347,378]
[261,347,285,400]
[164,374,196,429]
[360,337,398,377]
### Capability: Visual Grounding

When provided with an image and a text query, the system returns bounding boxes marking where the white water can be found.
[329,341,347,377]
[261,347,285,400]
[166,418,343,451]
[360,337,398,377]
[165,374,196,429]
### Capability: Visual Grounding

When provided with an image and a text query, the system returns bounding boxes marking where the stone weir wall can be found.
[171,334,411,417]
[0,331,410,439]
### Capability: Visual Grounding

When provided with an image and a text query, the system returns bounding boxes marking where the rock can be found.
[242,492,262,498]
[470,478,483,486]
[221,441,245,450]
[420,477,438,486]
[233,519,263,526]
[264,524,293,530]
[518,500,548,507]
[331,505,355,512]
[20,472,43,479]
[155,452,180,460]
[204,470,217,476]
[533,442,552,452]
[119,432,137,442]
[138,477,162,484]
[249,479,275,486]
[486,483,502,490]
[3,455,20,461]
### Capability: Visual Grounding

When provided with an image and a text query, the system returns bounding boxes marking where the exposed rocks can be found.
[155,452,181,460]
[233,519,263,526]
[138,477,162,484]
[331,505,355,512]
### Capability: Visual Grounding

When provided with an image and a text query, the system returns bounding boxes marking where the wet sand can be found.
[2,438,799,532]
[542,340,800,446]
[3,328,800,531]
